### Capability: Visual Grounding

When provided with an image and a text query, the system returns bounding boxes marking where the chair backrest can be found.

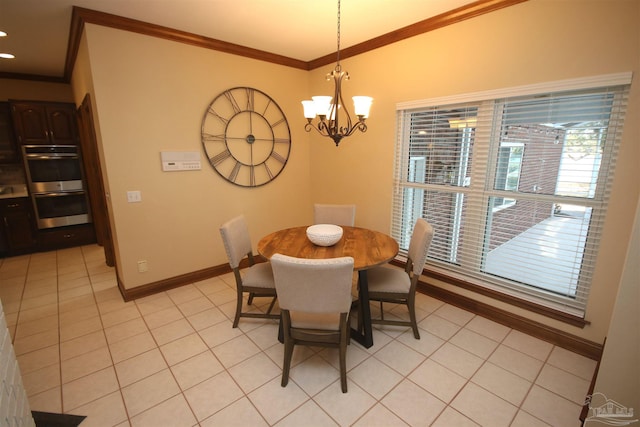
[407,218,434,276]
[270,253,354,314]
[219,215,252,269]
[313,204,356,226]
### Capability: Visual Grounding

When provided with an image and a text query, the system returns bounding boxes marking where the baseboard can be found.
[416,280,603,360]
[117,264,231,301]
[113,259,603,360]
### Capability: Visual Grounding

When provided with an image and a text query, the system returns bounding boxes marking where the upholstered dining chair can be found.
[219,215,278,328]
[270,253,355,393]
[313,203,356,226]
[365,218,434,339]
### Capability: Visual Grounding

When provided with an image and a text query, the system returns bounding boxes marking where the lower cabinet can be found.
[0,198,96,256]
[38,224,96,252]
[0,198,37,255]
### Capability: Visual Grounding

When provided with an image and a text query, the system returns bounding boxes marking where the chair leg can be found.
[282,340,293,387]
[281,311,293,387]
[266,296,277,314]
[247,292,255,305]
[233,289,243,328]
[379,301,384,320]
[408,295,420,339]
[339,313,348,393]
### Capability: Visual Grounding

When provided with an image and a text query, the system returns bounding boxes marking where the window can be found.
[393,74,631,317]
[493,143,523,210]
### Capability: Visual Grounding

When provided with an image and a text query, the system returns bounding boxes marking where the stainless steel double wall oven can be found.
[22,145,91,229]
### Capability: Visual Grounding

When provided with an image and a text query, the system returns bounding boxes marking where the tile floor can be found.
[0,244,597,427]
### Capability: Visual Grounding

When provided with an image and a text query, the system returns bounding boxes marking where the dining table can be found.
[257,225,399,348]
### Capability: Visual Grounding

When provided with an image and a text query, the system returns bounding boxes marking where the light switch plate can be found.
[127,191,142,203]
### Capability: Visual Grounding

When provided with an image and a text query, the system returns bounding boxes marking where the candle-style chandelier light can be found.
[301,0,373,147]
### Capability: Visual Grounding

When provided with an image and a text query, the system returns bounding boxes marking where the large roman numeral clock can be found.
[201,87,291,187]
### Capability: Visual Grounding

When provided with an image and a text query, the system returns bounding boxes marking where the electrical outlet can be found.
[137,260,148,272]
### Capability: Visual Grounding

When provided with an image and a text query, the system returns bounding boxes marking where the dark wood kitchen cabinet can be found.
[38,224,96,251]
[10,101,79,146]
[0,198,36,255]
[0,102,19,163]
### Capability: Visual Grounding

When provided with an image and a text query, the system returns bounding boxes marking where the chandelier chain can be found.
[336,0,341,67]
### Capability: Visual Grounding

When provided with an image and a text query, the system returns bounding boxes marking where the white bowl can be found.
[306,224,343,246]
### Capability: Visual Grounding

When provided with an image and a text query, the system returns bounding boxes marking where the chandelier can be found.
[301,0,373,147]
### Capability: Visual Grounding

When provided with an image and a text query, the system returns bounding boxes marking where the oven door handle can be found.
[25,154,79,160]
[34,190,86,197]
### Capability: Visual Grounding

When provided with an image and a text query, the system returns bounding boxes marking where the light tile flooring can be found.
[0,244,597,427]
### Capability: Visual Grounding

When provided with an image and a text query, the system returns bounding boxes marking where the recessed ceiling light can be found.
[0,31,7,37]
[0,53,15,59]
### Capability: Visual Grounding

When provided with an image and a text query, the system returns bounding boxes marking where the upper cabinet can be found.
[0,102,19,163]
[11,102,79,146]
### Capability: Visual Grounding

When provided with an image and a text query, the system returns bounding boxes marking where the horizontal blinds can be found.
[393,78,630,316]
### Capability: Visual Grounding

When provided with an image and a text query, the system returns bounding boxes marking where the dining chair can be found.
[313,203,356,226]
[219,215,278,328]
[270,253,355,393]
[365,218,434,339]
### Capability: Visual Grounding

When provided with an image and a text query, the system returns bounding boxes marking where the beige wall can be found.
[0,79,73,102]
[76,24,313,289]
[4,0,636,346]
[592,195,639,418]
[70,27,124,272]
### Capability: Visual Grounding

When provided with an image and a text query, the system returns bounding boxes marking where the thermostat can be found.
[160,151,202,171]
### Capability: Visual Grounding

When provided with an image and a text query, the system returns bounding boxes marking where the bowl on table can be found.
[306,224,343,246]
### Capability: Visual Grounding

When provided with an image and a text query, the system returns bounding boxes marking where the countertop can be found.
[0,184,29,199]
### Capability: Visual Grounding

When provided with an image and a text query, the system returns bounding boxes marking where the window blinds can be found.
[393,74,630,316]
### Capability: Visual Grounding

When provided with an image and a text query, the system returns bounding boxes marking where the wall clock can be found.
[201,87,291,187]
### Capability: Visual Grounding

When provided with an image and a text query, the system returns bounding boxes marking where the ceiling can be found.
[0,0,481,80]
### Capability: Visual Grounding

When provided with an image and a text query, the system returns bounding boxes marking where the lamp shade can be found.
[352,96,373,118]
[312,96,333,117]
[302,100,316,119]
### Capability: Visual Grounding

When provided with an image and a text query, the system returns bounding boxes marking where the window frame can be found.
[393,73,631,321]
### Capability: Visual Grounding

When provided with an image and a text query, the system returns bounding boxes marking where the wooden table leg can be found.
[350,269,373,348]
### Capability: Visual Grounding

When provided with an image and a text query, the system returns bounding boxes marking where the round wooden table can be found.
[258,226,399,348]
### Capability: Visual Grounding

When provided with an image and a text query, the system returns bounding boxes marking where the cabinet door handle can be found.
[3,217,7,227]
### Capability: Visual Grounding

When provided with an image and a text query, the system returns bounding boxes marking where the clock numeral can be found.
[224,91,242,114]
[202,132,226,142]
[260,98,273,117]
[229,161,242,183]
[245,88,255,112]
[207,107,230,125]
[249,165,256,187]
[270,117,286,128]
[270,151,286,164]
[210,149,232,166]
[274,137,290,144]
[263,162,274,180]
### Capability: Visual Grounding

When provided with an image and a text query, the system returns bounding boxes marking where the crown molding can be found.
[1,0,528,83]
